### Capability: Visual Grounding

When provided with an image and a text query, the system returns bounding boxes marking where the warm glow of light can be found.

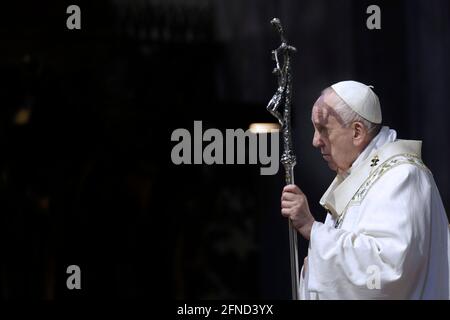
[249,123,280,134]
[14,108,32,125]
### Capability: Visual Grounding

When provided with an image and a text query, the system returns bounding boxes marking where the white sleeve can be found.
[307,164,432,299]
[299,264,308,300]
[299,214,333,300]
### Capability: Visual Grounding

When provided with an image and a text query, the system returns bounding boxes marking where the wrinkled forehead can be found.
[311,91,341,125]
[311,95,331,125]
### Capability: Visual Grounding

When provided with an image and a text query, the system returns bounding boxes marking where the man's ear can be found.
[352,122,367,146]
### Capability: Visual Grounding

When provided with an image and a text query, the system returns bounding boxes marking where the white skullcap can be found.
[331,80,382,124]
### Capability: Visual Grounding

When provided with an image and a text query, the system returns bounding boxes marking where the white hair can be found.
[322,87,381,136]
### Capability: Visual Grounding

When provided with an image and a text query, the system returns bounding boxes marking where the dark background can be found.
[0,0,448,299]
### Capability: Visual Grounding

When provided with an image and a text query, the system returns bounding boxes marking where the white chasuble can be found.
[300,127,450,299]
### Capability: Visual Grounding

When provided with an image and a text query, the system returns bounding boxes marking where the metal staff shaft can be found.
[266,18,300,300]
[286,169,300,300]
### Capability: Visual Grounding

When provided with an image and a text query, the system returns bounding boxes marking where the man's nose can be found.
[312,131,323,148]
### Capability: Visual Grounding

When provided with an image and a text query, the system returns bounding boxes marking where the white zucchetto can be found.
[331,80,382,124]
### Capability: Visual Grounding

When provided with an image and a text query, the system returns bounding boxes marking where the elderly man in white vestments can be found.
[280,80,450,299]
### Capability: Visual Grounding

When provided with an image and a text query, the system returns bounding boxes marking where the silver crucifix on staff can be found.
[266,17,300,300]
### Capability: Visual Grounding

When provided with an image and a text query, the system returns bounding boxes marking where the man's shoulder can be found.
[353,154,432,205]
[378,139,423,162]
[372,152,431,184]
[367,139,430,185]
[376,157,431,183]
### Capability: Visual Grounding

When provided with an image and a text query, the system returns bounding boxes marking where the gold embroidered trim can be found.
[335,153,429,228]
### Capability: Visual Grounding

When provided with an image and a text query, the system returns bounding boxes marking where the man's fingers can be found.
[281,192,297,201]
[283,184,302,194]
[281,200,294,208]
[281,208,291,217]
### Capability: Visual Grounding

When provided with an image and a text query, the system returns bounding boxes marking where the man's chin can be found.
[326,161,338,172]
